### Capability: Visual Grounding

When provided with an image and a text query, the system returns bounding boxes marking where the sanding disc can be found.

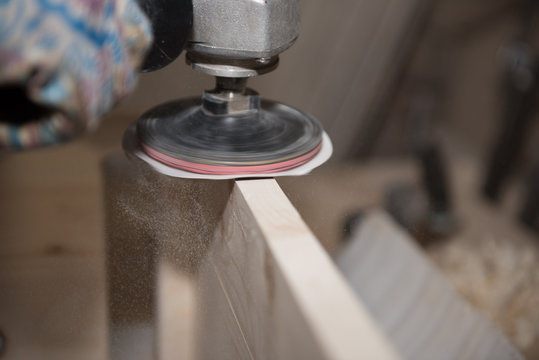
[136,98,323,175]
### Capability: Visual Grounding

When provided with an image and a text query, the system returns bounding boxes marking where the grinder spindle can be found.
[130,0,331,176]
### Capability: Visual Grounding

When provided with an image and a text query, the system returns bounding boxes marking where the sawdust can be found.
[427,229,539,352]
[104,155,232,274]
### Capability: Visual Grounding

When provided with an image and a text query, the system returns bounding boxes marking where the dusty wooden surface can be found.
[103,153,233,360]
[1,131,538,359]
[0,140,108,360]
[2,2,537,358]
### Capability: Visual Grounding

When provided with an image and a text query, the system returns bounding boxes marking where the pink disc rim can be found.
[141,142,323,175]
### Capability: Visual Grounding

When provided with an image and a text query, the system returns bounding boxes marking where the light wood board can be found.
[196,179,398,360]
[336,212,523,360]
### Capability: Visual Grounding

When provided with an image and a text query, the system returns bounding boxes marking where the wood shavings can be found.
[427,223,539,352]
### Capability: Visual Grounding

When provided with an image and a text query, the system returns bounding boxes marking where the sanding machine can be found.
[127,0,331,177]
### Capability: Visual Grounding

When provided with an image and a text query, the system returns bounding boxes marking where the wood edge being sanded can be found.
[197,178,399,360]
[103,154,395,359]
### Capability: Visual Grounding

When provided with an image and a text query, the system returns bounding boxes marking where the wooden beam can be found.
[104,155,397,359]
[336,212,523,360]
[197,179,398,360]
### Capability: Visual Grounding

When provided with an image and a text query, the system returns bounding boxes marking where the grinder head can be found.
[134,0,329,176]
[136,78,323,175]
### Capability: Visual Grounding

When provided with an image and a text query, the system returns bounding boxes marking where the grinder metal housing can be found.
[135,0,325,175]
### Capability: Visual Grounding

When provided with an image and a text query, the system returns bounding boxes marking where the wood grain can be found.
[336,212,523,360]
[0,140,109,360]
[197,179,398,360]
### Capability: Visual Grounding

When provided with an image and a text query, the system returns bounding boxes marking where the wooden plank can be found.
[336,212,523,360]
[197,179,398,360]
[158,262,196,360]
[0,257,106,360]
[0,142,103,258]
[0,139,111,360]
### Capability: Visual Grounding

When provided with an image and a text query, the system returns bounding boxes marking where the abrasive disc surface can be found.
[136,98,323,168]
[123,125,333,179]
[141,141,322,175]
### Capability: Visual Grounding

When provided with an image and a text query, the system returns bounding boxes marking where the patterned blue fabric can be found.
[0,0,152,148]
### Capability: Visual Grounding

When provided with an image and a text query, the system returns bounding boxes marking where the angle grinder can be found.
[130,0,331,177]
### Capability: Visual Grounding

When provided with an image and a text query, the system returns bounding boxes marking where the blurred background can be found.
[1,0,539,358]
